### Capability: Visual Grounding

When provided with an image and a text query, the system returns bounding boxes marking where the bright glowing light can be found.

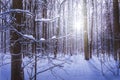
[73,4,84,33]
[73,15,84,33]
[74,21,83,32]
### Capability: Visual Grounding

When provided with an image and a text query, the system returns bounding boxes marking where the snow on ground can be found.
[0,53,11,80]
[37,54,120,80]
[0,53,120,80]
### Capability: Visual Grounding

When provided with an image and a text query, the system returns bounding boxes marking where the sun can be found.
[73,4,84,33]
[74,21,83,32]
[73,16,84,34]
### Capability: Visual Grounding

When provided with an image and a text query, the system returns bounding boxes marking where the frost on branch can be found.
[51,36,56,39]
[0,9,33,16]
[23,34,35,40]
[40,38,45,41]
[35,16,60,22]
[35,18,51,22]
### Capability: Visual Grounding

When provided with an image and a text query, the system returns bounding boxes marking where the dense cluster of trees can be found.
[0,0,120,80]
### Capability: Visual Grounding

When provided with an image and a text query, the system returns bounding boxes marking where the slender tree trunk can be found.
[105,0,111,56]
[10,0,24,80]
[89,0,94,58]
[42,0,47,53]
[113,0,120,60]
[54,24,59,58]
[32,0,37,54]
[62,4,66,54]
[95,0,99,57]
[83,0,89,60]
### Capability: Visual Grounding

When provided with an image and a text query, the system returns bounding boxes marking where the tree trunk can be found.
[83,0,89,60]
[89,0,94,58]
[42,0,47,53]
[113,0,120,61]
[10,0,24,80]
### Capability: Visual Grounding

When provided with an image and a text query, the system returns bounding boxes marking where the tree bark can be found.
[42,0,47,53]
[10,0,24,80]
[113,0,120,60]
[83,0,89,60]
[89,0,94,58]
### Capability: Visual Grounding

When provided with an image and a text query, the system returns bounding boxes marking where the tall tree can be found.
[105,0,112,56]
[42,0,47,53]
[89,0,94,58]
[113,0,120,60]
[83,0,89,60]
[10,0,24,80]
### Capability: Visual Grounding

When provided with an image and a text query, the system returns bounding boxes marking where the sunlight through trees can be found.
[0,0,120,80]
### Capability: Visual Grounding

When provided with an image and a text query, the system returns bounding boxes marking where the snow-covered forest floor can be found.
[0,53,120,80]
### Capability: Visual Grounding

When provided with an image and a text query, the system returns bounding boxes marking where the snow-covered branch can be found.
[23,34,35,40]
[35,16,60,22]
[0,9,33,16]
